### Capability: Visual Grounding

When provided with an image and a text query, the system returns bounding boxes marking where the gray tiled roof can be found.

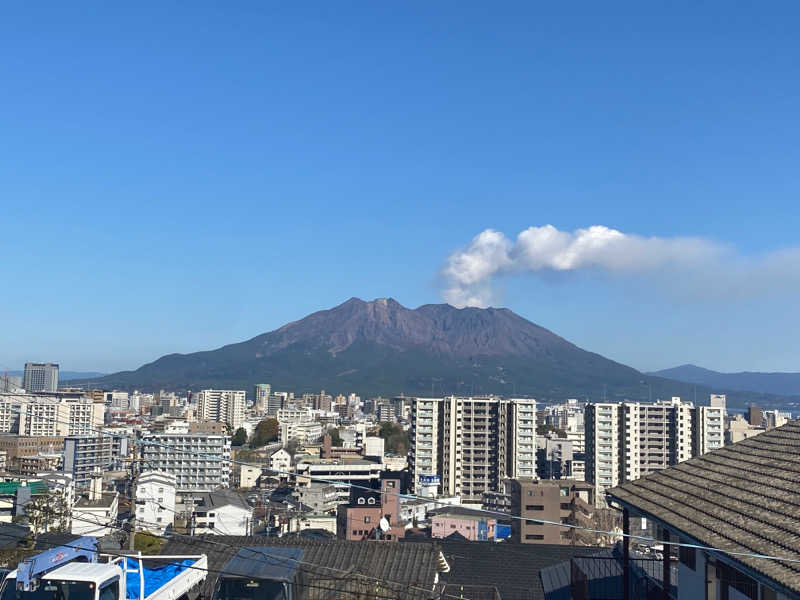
[607,419,800,594]
[161,535,440,599]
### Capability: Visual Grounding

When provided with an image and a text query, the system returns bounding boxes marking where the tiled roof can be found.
[425,540,605,600]
[608,419,800,594]
[161,535,440,599]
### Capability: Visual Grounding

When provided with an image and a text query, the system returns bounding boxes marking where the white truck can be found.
[0,536,207,600]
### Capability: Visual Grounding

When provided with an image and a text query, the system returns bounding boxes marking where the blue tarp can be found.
[495,524,512,539]
[124,558,195,600]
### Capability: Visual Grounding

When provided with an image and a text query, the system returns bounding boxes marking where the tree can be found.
[134,532,165,554]
[18,491,70,539]
[329,428,343,447]
[377,422,409,455]
[285,439,300,457]
[537,424,567,438]
[250,418,279,448]
[232,427,248,446]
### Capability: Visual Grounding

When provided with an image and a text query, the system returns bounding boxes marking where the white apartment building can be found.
[587,397,727,506]
[277,407,314,424]
[197,390,246,429]
[409,396,537,502]
[0,393,104,437]
[141,433,231,492]
[279,420,322,446]
[135,471,176,535]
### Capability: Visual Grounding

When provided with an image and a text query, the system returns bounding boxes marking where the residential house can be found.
[191,489,253,536]
[608,419,800,600]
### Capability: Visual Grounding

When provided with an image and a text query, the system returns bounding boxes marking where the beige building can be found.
[197,390,246,429]
[409,396,536,502]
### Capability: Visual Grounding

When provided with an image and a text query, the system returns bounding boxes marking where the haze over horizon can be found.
[3,4,800,374]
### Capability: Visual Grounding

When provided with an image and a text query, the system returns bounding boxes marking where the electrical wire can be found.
[2,399,800,567]
[31,482,468,600]
[0,527,418,600]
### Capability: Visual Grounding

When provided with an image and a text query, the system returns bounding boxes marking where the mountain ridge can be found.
[649,364,800,397]
[75,298,797,409]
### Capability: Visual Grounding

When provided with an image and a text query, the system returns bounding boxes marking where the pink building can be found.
[431,512,496,541]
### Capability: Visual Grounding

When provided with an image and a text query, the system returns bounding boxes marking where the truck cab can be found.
[0,538,206,600]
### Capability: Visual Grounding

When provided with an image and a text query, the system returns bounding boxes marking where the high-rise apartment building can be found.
[587,397,726,506]
[409,396,536,502]
[23,363,59,393]
[197,390,245,429]
[253,384,271,411]
[141,433,231,492]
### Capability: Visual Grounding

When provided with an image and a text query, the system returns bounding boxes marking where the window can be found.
[560,503,571,510]
[367,497,376,505]
[679,542,696,571]
[559,487,569,497]
[209,513,215,517]
[352,530,358,536]
[386,481,395,488]
[99,580,119,600]
[357,497,366,505]
[364,516,371,523]
[525,534,544,540]
[525,505,544,511]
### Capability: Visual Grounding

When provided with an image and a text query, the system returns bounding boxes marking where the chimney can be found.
[89,467,103,502]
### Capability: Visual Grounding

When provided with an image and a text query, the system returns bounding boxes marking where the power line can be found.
[2,398,800,566]
[34,482,466,600]
[0,526,417,600]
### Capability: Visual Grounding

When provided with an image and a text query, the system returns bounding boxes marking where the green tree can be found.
[134,532,165,554]
[377,422,409,455]
[232,427,248,446]
[329,428,343,447]
[250,418,280,448]
[537,424,567,438]
[18,491,71,539]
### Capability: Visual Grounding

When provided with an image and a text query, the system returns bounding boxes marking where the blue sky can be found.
[2,3,799,374]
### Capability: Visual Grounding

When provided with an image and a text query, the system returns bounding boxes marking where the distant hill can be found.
[649,364,800,397]
[73,298,797,409]
[8,370,107,381]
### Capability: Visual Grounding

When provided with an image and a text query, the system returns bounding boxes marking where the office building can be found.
[253,384,271,411]
[23,363,58,393]
[197,390,245,429]
[409,396,536,502]
[141,433,231,492]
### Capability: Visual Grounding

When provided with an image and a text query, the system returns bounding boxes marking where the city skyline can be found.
[3,4,800,373]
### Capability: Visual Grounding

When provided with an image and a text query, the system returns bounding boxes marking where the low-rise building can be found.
[270,448,292,476]
[238,464,261,489]
[336,475,404,541]
[506,478,594,545]
[71,472,118,537]
[191,490,253,536]
[296,457,383,503]
[431,509,496,542]
[135,471,176,535]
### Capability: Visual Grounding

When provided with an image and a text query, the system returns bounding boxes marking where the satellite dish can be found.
[379,517,390,533]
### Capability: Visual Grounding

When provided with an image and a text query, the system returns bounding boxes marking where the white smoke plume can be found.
[440,225,798,307]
